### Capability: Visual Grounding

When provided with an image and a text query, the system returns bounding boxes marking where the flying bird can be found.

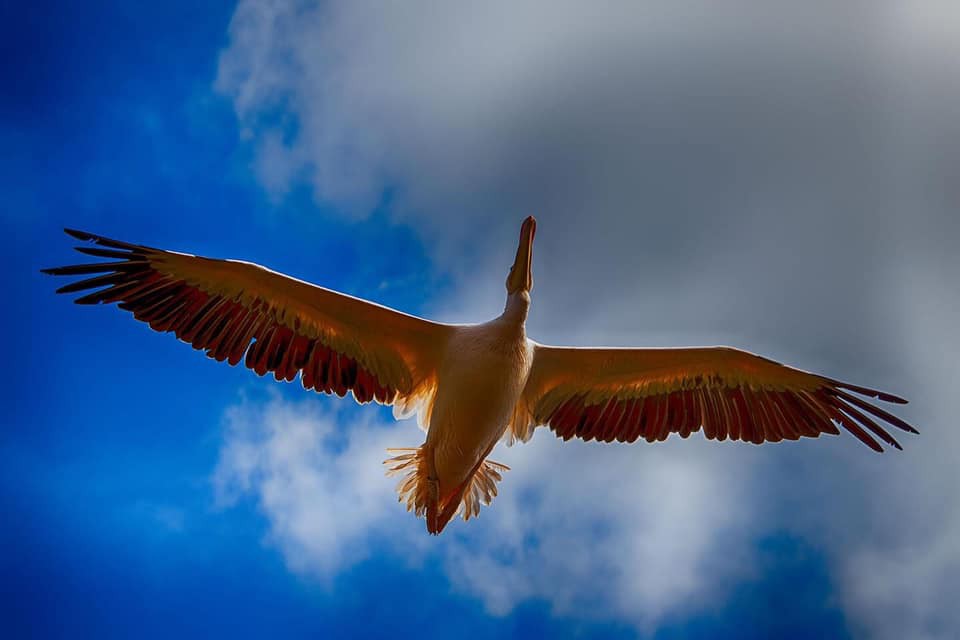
[43,217,917,534]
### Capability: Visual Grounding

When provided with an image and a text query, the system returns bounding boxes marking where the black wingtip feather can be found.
[828,387,920,435]
[878,392,909,405]
[41,261,145,276]
[63,228,143,251]
[828,378,909,404]
[55,272,125,294]
[64,228,96,241]
[835,402,904,451]
[75,246,138,260]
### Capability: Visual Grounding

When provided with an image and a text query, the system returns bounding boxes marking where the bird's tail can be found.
[384,446,509,534]
[385,447,436,526]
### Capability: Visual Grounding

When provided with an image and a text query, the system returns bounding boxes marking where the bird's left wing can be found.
[43,229,453,421]
[515,344,917,452]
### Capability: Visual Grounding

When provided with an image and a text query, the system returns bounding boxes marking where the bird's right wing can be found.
[515,344,917,452]
[43,229,454,424]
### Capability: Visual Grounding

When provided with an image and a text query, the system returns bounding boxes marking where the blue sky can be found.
[7,2,959,639]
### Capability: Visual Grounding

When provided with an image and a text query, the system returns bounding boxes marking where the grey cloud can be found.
[217,2,960,636]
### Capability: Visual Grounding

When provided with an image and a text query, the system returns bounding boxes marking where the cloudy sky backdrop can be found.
[7,1,959,638]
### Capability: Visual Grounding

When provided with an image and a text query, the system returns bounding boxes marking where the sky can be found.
[6,1,960,638]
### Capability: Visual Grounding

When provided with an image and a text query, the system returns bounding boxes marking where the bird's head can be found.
[506,216,536,295]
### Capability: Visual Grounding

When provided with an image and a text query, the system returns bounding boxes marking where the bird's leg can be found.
[426,478,441,534]
[424,447,441,535]
[434,442,501,533]
[435,482,468,534]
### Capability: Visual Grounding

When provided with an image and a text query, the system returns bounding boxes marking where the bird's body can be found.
[43,217,918,534]
[429,313,530,486]
[418,299,534,530]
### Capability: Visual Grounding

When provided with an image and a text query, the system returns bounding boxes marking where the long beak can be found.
[507,216,536,293]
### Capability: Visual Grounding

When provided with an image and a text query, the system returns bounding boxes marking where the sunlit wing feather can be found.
[42,229,452,419]
[517,345,917,452]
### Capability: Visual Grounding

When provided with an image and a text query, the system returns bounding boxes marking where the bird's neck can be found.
[501,291,530,326]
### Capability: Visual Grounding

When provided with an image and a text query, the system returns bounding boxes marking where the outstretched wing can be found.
[517,344,917,452]
[43,229,452,420]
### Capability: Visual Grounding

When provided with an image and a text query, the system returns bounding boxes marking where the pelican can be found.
[43,217,917,534]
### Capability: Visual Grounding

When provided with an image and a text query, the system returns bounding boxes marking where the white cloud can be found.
[214,1,960,635]
[213,395,421,578]
[440,436,755,627]
[214,393,756,626]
